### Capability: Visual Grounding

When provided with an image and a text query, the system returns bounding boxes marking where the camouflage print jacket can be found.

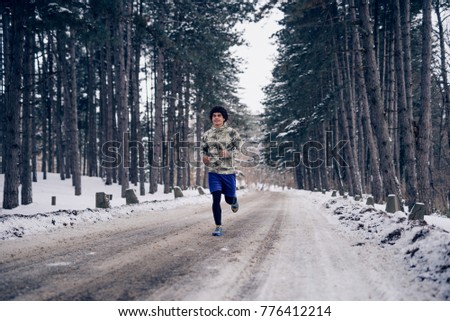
[201,123,242,174]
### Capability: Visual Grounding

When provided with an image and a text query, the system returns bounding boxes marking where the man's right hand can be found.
[202,156,210,166]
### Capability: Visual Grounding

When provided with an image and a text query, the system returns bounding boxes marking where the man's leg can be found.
[212,190,223,231]
[224,196,237,205]
[212,191,223,236]
[222,173,238,212]
[209,173,224,235]
[225,195,239,213]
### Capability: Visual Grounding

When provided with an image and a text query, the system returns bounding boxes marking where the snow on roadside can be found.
[321,193,450,300]
[0,173,221,240]
[0,173,209,215]
[0,194,215,240]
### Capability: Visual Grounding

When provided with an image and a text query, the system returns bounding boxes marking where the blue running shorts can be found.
[208,173,236,197]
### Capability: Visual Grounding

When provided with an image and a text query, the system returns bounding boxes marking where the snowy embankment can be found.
[0,173,214,240]
[321,194,450,300]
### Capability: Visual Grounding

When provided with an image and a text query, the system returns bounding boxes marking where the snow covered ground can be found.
[322,193,450,300]
[0,173,449,300]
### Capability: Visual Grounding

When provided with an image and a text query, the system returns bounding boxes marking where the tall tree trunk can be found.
[295,153,304,190]
[130,45,139,186]
[401,0,415,152]
[105,19,114,185]
[358,0,402,201]
[36,33,48,180]
[150,45,164,194]
[47,38,54,174]
[164,63,177,194]
[349,0,383,203]
[176,70,187,189]
[135,0,145,196]
[436,95,449,211]
[319,125,329,191]
[195,104,203,188]
[416,0,433,214]
[69,29,81,195]
[0,7,5,174]
[330,72,345,196]
[434,2,450,171]
[130,22,145,195]
[32,75,38,182]
[183,72,191,189]
[58,31,71,181]
[98,48,106,180]
[330,9,362,197]
[55,37,65,181]
[3,2,25,209]
[58,29,81,195]
[393,0,417,209]
[115,0,131,198]
[21,16,33,205]
[144,57,153,193]
[87,43,97,177]
[39,45,48,180]
[343,24,358,159]
[333,52,361,196]
[386,29,398,179]
[379,6,388,107]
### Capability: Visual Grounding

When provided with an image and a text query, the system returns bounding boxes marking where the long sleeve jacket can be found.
[201,123,242,174]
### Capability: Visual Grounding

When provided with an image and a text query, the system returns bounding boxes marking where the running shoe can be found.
[212,226,223,236]
[231,199,239,213]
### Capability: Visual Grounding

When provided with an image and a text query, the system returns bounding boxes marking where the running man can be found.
[201,106,242,236]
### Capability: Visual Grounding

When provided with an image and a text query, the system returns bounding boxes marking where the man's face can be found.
[212,112,225,128]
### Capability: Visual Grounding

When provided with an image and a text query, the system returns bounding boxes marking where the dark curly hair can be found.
[209,106,228,122]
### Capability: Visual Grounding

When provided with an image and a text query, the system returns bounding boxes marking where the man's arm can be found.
[201,132,211,165]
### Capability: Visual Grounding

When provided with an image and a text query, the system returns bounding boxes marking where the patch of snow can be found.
[0,173,240,240]
[322,193,450,300]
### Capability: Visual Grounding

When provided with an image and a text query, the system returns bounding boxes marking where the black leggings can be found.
[212,191,236,226]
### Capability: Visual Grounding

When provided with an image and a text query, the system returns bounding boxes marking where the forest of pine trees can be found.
[262,0,449,214]
[0,0,256,209]
[1,0,449,215]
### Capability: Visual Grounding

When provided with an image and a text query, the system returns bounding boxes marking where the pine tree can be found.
[393,0,417,209]
[21,8,34,205]
[349,0,383,203]
[416,0,433,214]
[357,0,402,200]
[2,0,26,209]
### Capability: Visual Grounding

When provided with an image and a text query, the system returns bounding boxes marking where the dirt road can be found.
[0,191,433,300]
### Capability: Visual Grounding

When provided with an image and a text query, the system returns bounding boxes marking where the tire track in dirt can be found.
[145,191,287,300]
[59,191,285,300]
[223,194,287,300]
